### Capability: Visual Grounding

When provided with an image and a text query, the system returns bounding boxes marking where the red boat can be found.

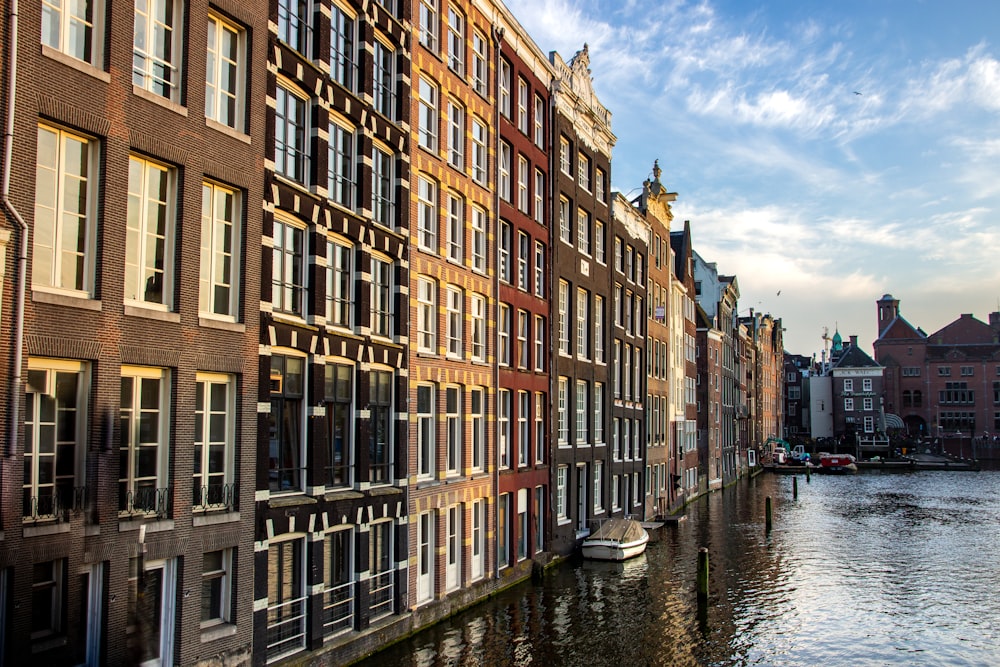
[819,453,858,474]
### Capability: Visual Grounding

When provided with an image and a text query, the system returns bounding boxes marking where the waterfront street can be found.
[361,470,1000,666]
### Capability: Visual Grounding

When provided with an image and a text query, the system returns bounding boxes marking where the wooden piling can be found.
[697,547,709,602]
[806,466,811,482]
[765,496,773,532]
[793,476,798,498]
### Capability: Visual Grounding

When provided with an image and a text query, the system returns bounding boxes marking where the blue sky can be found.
[505,0,1000,357]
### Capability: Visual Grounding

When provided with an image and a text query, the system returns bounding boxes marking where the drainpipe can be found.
[491,21,505,580]
[2,0,26,457]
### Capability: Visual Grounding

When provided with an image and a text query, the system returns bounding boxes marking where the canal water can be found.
[361,470,1000,666]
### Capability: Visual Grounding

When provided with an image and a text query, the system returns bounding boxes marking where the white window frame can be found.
[418,76,438,152]
[471,388,485,472]
[272,217,306,317]
[533,95,544,147]
[329,3,356,91]
[419,0,438,51]
[416,276,436,354]
[125,155,175,309]
[472,31,488,96]
[200,181,241,320]
[518,391,529,467]
[42,0,102,65]
[446,386,462,475]
[498,389,511,468]
[446,192,464,263]
[417,175,438,252]
[516,309,528,370]
[471,293,486,362]
[446,286,463,358]
[517,155,529,213]
[416,383,435,479]
[327,120,355,210]
[119,366,170,516]
[471,205,487,273]
[533,315,545,372]
[499,58,511,118]
[558,280,570,355]
[471,117,488,185]
[498,303,511,367]
[447,99,465,170]
[325,238,353,329]
[193,372,236,511]
[133,0,183,100]
[275,83,310,185]
[447,7,464,74]
[206,13,246,131]
[517,78,529,133]
[534,168,545,224]
[370,255,393,338]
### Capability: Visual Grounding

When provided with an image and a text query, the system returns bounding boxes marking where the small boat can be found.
[819,453,858,474]
[581,518,650,561]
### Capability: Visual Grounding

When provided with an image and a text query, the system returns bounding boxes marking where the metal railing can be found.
[266,595,307,661]
[322,581,354,636]
[368,570,394,621]
[193,481,239,512]
[23,485,89,522]
[119,486,172,518]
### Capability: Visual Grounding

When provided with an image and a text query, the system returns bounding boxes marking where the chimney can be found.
[850,335,858,348]
[990,312,1000,329]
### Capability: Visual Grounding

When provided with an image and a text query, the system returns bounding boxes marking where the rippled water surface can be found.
[362,471,1000,666]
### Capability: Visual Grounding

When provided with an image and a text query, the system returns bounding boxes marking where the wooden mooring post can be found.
[765,496,773,532]
[697,547,709,603]
[793,476,798,498]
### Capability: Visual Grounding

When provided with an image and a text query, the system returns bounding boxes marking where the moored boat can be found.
[581,518,650,561]
[819,453,858,474]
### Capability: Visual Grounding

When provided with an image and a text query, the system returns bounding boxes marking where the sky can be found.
[504,0,1000,358]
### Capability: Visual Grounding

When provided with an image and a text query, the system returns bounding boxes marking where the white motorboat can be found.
[581,518,650,561]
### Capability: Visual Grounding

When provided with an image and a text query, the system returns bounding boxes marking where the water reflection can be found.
[362,471,1000,667]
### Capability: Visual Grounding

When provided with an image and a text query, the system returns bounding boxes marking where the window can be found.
[516,310,528,369]
[517,491,528,560]
[371,145,395,227]
[447,7,464,74]
[578,152,591,191]
[558,281,570,354]
[533,315,545,372]
[518,391,530,467]
[325,239,352,328]
[612,475,620,510]
[471,205,487,272]
[31,559,66,642]
[472,31,488,95]
[559,196,571,244]
[471,294,486,362]
[517,231,529,290]
[843,379,854,392]
[845,398,854,411]
[266,538,305,660]
[576,288,589,358]
[534,95,545,147]
[594,295,604,363]
[418,77,438,151]
[534,169,545,224]
[200,182,240,318]
[614,237,622,272]
[133,0,182,99]
[419,0,438,51]
[120,366,170,515]
[369,370,393,484]
[193,373,235,510]
[471,117,487,184]
[535,486,545,552]
[417,175,438,251]
[277,0,310,55]
[612,418,620,460]
[594,383,604,444]
[595,167,606,202]
[576,380,588,443]
[416,277,436,353]
[556,466,568,519]
[576,208,590,255]
[447,192,464,263]
[446,387,462,474]
[446,504,462,589]
[499,389,511,468]
[593,461,603,511]
[559,136,570,175]
[370,256,393,337]
[33,125,96,293]
[327,122,355,209]
[471,388,485,471]
[518,155,529,213]
[517,78,529,133]
[367,520,394,617]
[322,529,353,636]
[499,59,511,117]
[961,366,974,377]
[535,393,545,463]
[863,397,873,411]
[206,13,245,130]
[864,416,875,433]
[269,355,304,494]
[325,363,353,488]
[498,303,511,366]
[329,4,355,91]
[557,377,569,443]
[446,286,463,358]
[272,219,305,316]
[594,221,605,264]
[372,39,396,119]
[534,241,545,296]
[42,0,99,64]
[275,84,309,184]
[447,100,464,169]
[938,367,952,377]
[201,549,232,626]
[499,219,511,283]
[23,360,86,522]
[126,156,174,307]
[497,493,510,567]
[499,141,511,201]
[416,384,435,479]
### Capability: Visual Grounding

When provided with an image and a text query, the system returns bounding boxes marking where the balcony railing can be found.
[266,595,307,661]
[193,482,239,513]
[119,486,173,518]
[323,581,354,636]
[23,486,89,523]
[368,570,394,621]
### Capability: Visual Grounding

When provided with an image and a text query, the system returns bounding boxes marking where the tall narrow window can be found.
[327,122,355,209]
[517,78,529,133]
[576,288,589,359]
[369,371,393,484]
[498,390,511,468]
[416,384,435,479]
[126,156,174,307]
[534,393,545,462]
[418,77,438,152]
[416,277,436,353]
[325,363,353,488]
[371,145,394,227]
[34,125,95,293]
[201,549,233,627]
[31,559,66,643]
[556,466,568,519]
[268,355,304,494]
[275,85,309,184]
[593,382,604,444]
[498,303,511,366]
[200,182,240,318]
[446,286,463,358]
[446,386,462,474]
[499,142,511,201]
[329,4,355,90]
[419,0,438,51]
[595,221,605,264]
[534,241,545,296]
[578,152,591,191]
[577,208,591,255]
[272,219,305,316]
[447,7,464,74]
[368,520,394,617]
[518,155,529,213]
[533,95,545,147]
[120,366,170,515]
[206,14,245,130]
[417,175,438,252]
[558,281,570,354]
[370,256,393,337]
[325,239,353,328]
[517,231,529,290]
[447,100,464,170]
[471,387,485,471]
[471,294,486,362]
[322,529,353,635]
[594,295,605,363]
[499,59,511,118]
[516,310,528,369]
[558,196,571,244]
[518,391,529,467]
[266,539,305,660]
[499,220,511,283]
[471,117,488,184]
[23,360,86,522]
[193,373,235,511]
[559,136,571,175]
[557,377,569,443]
[446,192,464,262]
[372,40,396,119]
[133,0,182,99]
[534,169,545,224]
[533,315,545,372]
[42,0,98,63]
[472,31,488,96]
[277,0,310,54]
[576,380,588,443]
[471,205,487,272]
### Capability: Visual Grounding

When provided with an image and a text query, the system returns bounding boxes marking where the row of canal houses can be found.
[0,0,784,664]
